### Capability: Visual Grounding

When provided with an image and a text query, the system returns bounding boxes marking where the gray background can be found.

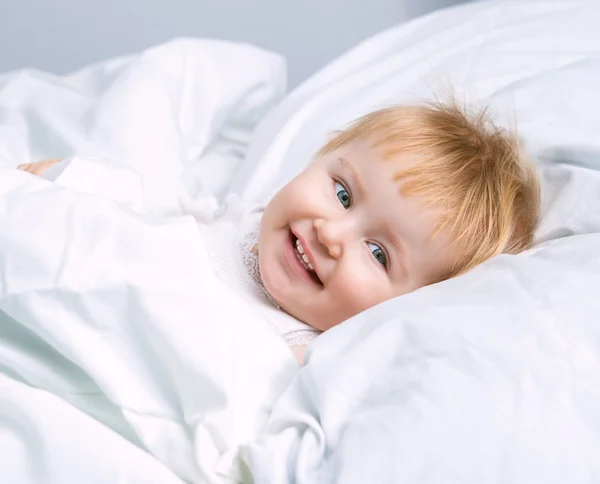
[0,0,470,87]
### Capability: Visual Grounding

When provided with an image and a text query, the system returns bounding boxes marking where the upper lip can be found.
[292,229,322,282]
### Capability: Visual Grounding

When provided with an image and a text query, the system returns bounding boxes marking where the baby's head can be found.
[258,100,540,331]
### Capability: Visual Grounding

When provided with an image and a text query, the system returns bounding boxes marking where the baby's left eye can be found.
[367,242,388,268]
[335,181,352,209]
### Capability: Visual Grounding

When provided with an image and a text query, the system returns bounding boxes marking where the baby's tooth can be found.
[302,254,310,264]
[297,242,304,254]
[307,262,314,270]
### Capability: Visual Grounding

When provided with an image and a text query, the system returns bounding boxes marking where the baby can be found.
[18,100,541,364]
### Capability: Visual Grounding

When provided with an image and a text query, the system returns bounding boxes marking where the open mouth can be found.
[291,233,323,286]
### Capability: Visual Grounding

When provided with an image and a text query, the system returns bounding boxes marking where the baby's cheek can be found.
[332,268,392,318]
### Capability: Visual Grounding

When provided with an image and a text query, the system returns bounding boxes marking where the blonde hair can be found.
[319,99,540,276]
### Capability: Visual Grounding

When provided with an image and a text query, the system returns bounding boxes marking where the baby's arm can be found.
[18,158,64,177]
[291,345,306,365]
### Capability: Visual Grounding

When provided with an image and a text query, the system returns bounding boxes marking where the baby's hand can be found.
[17,158,63,177]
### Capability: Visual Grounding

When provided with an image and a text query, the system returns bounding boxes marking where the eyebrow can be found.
[384,221,410,273]
[339,157,364,195]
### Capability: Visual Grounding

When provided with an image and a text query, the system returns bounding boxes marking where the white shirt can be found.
[43,156,320,347]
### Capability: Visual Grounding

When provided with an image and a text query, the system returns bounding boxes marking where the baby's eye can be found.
[367,242,388,268]
[335,181,351,209]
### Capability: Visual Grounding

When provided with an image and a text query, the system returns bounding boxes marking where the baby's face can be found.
[258,140,458,331]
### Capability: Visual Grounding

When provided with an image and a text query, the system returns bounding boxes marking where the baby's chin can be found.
[262,278,325,331]
[283,305,327,333]
[276,298,333,333]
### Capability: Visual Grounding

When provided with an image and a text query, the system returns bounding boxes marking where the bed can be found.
[2,0,600,482]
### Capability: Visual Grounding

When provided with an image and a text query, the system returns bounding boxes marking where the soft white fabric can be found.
[0,37,287,214]
[0,38,291,483]
[42,155,145,210]
[0,167,299,483]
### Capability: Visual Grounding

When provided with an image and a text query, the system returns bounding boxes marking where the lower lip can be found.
[284,231,318,285]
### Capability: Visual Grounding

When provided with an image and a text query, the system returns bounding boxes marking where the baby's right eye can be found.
[335,181,352,209]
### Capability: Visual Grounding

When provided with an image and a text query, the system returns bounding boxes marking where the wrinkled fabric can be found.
[0,168,299,483]
[0,38,291,483]
[0,37,287,214]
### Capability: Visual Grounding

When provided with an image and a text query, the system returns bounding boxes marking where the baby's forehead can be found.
[337,137,390,158]
[336,137,419,168]
[335,141,421,192]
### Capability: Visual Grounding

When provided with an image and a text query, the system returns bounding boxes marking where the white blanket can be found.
[0,38,286,213]
[0,163,299,483]
[0,39,292,483]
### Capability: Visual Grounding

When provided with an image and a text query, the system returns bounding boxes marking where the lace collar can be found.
[239,230,281,310]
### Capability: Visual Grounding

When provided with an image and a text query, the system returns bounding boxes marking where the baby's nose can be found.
[314,218,342,259]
